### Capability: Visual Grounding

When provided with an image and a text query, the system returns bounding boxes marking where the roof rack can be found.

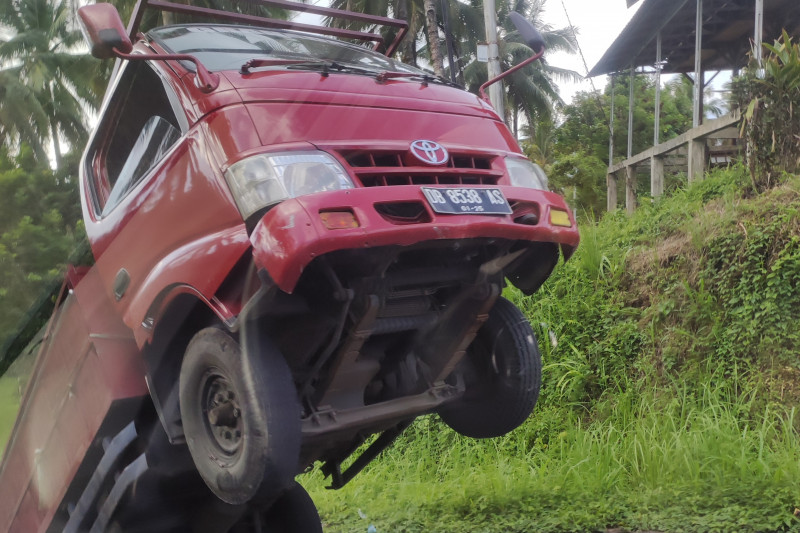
[125,0,409,57]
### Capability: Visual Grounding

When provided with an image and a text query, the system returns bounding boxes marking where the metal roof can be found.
[590,0,800,76]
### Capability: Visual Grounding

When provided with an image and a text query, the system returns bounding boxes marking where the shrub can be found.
[733,31,800,192]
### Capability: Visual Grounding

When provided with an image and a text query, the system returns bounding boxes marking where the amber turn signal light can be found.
[320,210,359,229]
[549,209,572,227]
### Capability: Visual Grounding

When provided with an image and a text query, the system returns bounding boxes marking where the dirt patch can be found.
[623,230,701,311]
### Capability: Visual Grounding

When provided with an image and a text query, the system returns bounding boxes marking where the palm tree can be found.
[460,0,581,135]
[0,68,50,160]
[0,0,105,167]
[423,0,445,76]
[323,0,579,133]
[521,118,555,167]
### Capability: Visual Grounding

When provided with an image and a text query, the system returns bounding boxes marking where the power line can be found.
[559,0,600,95]
[559,0,612,157]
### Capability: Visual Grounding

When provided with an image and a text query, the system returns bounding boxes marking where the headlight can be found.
[225,151,354,219]
[505,157,549,190]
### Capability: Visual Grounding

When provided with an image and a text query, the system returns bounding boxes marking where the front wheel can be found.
[179,327,301,505]
[438,297,542,438]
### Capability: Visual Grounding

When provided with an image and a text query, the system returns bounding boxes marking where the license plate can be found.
[421,187,512,215]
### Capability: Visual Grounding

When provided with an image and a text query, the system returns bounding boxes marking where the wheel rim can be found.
[201,370,244,456]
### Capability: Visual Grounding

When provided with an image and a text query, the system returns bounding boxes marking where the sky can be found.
[539,0,642,103]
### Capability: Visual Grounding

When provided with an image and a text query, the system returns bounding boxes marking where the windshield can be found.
[148,24,426,75]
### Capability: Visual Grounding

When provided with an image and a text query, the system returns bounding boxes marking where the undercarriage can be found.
[242,238,549,485]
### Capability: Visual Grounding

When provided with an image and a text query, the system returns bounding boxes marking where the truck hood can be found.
[220,70,520,153]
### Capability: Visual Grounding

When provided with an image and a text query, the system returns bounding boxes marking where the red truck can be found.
[0,1,579,531]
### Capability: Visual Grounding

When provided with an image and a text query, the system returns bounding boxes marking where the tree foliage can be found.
[733,31,800,192]
[0,147,83,352]
[0,0,106,166]
[539,75,696,217]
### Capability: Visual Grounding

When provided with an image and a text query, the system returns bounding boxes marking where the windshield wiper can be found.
[244,59,455,87]
[375,71,461,88]
[286,61,375,77]
[240,58,325,74]
[375,71,434,84]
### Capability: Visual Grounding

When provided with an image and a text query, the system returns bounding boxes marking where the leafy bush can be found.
[733,31,800,192]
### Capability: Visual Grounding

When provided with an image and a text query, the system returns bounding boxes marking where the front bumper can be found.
[250,185,580,293]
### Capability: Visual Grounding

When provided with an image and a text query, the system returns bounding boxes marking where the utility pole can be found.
[483,0,504,118]
[754,0,764,66]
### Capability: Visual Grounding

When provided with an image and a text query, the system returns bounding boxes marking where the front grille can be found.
[337,149,503,188]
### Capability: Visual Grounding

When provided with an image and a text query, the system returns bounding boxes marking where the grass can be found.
[306,374,800,532]
[306,165,800,532]
[0,376,21,455]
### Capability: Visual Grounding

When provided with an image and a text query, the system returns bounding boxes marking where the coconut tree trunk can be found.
[396,0,415,65]
[49,86,62,169]
[50,115,62,169]
[423,0,445,77]
[513,108,519,139]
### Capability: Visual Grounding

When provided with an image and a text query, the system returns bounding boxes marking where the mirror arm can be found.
[113,48,220,93]
[479,47,544,105]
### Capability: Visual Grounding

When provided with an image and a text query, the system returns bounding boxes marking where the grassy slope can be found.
[306,166,800,532]
[0,331,40,456]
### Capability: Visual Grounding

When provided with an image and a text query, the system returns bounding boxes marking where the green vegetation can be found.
[306,165,800,532]
[734,31,800,193]
[0,0,106,166]
[533,76,707,218]
[0,148,84,356]
[0,377,21,451]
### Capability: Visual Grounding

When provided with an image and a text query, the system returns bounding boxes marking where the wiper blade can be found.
[375,71,434,83]
[375,71,460,88]
[240,58,325,74]
[285,61,375,77]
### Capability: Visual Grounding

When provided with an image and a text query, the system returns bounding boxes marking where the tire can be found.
[179,327,301,506]
[229,482,323,533]
[438,297,541,438]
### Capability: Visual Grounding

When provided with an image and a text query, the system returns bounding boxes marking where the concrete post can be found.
[483,0,504,119]
[755,0,764,66]
[651,156,664,197]
[628,67,635,159]
[607,172,618,211]
[626,166,637,214]
[654,32,662,147]
[693,0,703,128]
[688,139,706,182]
[609,75,616,166]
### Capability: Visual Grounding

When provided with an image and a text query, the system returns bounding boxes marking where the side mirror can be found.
[509,12,545,53]
[77,3,133,59]
[77,2,219,92]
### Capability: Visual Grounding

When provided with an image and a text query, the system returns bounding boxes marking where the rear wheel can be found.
[179,328,301,506]
[439,297,541,438]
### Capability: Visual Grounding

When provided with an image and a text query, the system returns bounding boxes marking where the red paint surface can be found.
[0,268,147,533]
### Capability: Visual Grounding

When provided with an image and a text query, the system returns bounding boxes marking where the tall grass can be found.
[307,370,800,532]
[306,167,800,532]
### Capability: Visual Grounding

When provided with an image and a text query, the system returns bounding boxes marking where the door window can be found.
[86,60,184,216]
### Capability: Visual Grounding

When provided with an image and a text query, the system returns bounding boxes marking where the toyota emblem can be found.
[410,140,449,166]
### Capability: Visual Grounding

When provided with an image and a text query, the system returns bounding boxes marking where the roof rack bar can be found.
[246,0,405,30]
[150,0,386,47]
[127,0,408,57]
